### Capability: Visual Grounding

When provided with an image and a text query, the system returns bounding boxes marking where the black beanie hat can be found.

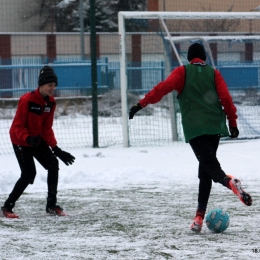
[187,43,206,62]
[38,66,58,86]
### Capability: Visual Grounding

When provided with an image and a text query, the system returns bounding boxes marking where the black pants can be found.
[4,140,59,209]
[189,134,227,205]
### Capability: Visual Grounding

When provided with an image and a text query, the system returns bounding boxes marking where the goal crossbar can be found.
[119,11,260,20]
[166,35,260,42]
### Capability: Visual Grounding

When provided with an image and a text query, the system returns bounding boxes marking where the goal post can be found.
[119,11,260,147]
[118,13,129,147]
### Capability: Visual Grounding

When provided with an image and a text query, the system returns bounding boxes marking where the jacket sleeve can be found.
[42,103,57,148]
[214,70,237,127]
[139,66,185,108]
[12,97,30,142]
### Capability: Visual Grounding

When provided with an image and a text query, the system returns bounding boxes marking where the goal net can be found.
[119,12,260,147]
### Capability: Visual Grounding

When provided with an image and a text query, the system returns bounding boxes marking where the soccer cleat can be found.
[227,175,252,206]
[46,205,68,216]
[190,215,203,232]
[1,207,19,219]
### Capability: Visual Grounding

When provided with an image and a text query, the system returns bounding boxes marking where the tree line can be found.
[25,0,147,32]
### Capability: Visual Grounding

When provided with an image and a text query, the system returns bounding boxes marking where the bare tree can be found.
[22,0,62,31]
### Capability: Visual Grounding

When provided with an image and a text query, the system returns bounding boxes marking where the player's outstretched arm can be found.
[129,103,142,119]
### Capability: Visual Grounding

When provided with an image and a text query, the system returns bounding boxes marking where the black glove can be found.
[52,146,75,166]
[229,126,239,138]
[129,103,142,119]
[26,135,41,147]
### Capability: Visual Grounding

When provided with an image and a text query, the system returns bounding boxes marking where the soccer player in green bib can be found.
[129,43,252,232]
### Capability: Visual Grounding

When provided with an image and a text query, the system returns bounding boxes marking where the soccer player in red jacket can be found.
[129,43,252,232]
[1,66,75,218]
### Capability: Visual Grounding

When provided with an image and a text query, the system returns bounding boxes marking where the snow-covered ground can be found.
[0,139,260,259]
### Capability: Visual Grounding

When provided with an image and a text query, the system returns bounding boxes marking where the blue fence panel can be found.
[126,61,165,93]
[218,66,258,89]
[12,57,41,90]
[107,62,120,89]
[54,62,102,88]
[4,60,258,97]
[0,60,110,97]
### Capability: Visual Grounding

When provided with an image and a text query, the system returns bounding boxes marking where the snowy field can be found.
[0,139,260,259]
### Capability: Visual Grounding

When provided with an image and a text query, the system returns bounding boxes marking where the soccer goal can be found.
[119,11,260,147]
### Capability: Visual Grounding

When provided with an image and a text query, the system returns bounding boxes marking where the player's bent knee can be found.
[20,174,35,185]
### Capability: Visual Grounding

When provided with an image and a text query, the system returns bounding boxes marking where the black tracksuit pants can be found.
[4,140,59,209]
[189,134,227,205]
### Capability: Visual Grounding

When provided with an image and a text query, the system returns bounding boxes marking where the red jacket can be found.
[10,88,57,148]
[139,58,237,127]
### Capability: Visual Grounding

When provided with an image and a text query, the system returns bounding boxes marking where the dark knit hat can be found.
[38,66,58,86]
[187,43,206,62]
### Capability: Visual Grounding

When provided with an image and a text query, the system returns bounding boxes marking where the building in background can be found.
[0,0,259,96]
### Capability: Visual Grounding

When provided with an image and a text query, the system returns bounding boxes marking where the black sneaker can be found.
[46,205,68,216]
[1,207,19,218]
